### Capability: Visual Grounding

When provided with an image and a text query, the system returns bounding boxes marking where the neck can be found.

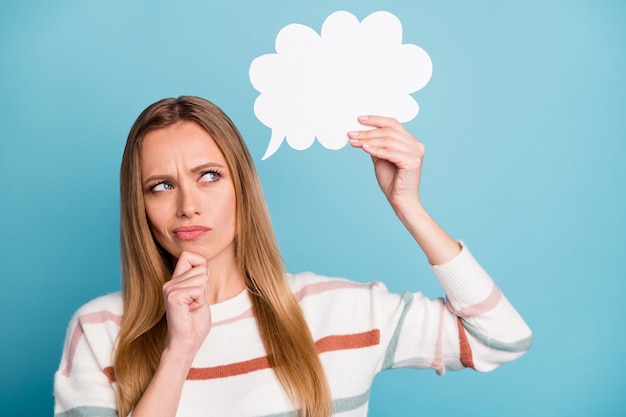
[205,249,246,304]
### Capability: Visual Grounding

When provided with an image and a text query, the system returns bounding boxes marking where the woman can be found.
[54,96,532,417]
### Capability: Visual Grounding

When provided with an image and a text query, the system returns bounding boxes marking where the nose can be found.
[176,185,202,218]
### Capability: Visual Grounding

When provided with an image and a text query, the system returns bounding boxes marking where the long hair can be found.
[114,96,332,417]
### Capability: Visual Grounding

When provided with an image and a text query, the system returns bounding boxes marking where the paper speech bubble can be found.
[249,10,432,160]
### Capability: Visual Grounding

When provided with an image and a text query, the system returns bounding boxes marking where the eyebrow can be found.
[142,162,227,187]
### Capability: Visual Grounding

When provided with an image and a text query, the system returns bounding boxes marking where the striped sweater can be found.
[54,243,533,416]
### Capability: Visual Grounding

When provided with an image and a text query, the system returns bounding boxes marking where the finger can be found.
[350,134,421,153]
[354,116,414,142]
[361,141,425,168]
[349,126,417,148]
[166,266,209,287]
[163,270,210,310]
[172,251,208,278]
[361,145,412,167]
[350,134,424,161]
[165,284,208,311]
[357,115,407,130]
[164,266,210,295]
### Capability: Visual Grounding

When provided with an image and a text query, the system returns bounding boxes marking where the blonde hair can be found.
[115,96,332,417]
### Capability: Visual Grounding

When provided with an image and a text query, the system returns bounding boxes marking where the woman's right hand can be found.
[132,252,211,417]
[162,251,212,357]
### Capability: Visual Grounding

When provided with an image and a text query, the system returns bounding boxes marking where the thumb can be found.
[172,251,208,278]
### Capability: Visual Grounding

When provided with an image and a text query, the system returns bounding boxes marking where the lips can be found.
[172,225,211,240]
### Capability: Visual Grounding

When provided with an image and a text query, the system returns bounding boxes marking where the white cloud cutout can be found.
[249,10,433,160]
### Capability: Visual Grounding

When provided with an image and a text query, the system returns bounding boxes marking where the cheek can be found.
[211,194,237,238]
[225,192,238,230]
[144,202,169,236]
[145,212,173,254]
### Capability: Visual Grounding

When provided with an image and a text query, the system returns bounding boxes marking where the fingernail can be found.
[358,115,369,121]
[348,131,360,138]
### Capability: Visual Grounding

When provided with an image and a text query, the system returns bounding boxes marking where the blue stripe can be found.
[333,388,371,413]
[55,406,118,417]
[382,292,414,370]
[259,389,371,417]
[462,319,534,353]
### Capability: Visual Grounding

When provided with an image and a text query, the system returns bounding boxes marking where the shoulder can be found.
[65,292,124,339]
[72,291,123,319]
[286,271,338,289]
[284,272,405,347]
[286,271,390,301]
[58,292,123,372]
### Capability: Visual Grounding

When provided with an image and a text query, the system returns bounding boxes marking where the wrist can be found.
[161,344,197,370]
[390,197,427,227]
[391,201,461,265]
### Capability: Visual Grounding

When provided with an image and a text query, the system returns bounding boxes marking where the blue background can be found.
[1,1,625,416]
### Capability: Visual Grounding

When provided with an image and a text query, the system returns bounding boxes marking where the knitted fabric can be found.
[54,243,532,416]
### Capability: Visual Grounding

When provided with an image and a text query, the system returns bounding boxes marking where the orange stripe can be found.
[188,356,271,380]
[102,329,382,382]
[316,329,380,354]
[103,366,115,384]
[188,330,382,380]
[457,318,475,369]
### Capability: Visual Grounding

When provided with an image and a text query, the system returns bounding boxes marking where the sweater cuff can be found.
[430,241,496,308]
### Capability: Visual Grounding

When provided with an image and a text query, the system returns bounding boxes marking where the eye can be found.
[150,181,174,192]
[200,170,221,183]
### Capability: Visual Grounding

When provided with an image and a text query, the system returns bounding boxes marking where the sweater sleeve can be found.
[377,242,533,375]
[54,293,122,417]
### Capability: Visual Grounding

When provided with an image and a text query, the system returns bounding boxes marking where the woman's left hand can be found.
[348,115,461,265]
[348,115,425,211]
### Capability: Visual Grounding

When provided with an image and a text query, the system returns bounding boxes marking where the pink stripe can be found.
[212,309,255,327]
[446,285,502,318]
[213,280,377,328]
[294,280,378,300]
[62,310,122,377]
[430,298,446,375]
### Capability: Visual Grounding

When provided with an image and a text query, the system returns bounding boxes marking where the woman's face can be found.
[140,121,237,265]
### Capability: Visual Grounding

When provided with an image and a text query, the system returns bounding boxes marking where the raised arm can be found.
[348,116,532,373]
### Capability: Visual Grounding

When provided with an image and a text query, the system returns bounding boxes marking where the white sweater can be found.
[54,243,533,416]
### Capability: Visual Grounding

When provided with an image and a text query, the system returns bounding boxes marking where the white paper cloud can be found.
[249,10,432,160]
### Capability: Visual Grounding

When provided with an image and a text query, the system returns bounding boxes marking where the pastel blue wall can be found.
[1,1,624,416]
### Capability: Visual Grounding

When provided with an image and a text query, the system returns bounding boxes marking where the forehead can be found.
[140,121,228,173]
